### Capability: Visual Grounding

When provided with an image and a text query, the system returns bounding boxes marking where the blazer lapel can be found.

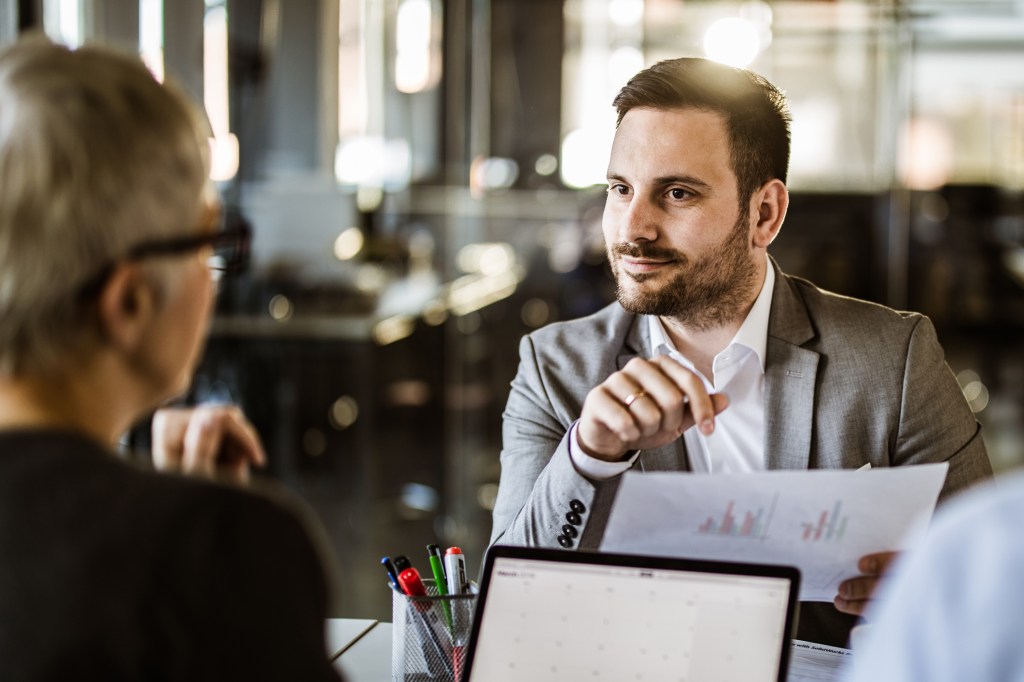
[765,260,819,471]
[617,314,692,472]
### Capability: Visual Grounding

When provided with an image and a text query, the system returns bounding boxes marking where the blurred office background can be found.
[2,0,1023,620]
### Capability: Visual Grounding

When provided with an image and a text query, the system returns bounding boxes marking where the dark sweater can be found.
[0,429,342,681]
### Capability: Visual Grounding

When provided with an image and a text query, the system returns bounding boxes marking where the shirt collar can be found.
[648,254,775,372]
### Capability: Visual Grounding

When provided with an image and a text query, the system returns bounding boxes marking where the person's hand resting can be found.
[577,355,730,462]
[152,404,266,485]
[834,551,900,616]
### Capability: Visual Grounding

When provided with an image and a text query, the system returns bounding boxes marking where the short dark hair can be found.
[612,58,791,204]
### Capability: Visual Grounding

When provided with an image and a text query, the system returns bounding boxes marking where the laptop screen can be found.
[463,547,798,682]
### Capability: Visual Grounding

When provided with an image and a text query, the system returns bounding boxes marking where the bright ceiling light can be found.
[703,17,761,68]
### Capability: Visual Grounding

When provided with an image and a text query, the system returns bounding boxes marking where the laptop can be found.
[461,546,799,682]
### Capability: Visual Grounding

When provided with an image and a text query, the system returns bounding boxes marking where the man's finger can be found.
[182,411,222,477]
[151,408,190,471]
[654,356,725,434]
[858,551,899,576]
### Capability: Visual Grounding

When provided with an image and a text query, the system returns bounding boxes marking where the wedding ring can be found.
[623,391,647,408]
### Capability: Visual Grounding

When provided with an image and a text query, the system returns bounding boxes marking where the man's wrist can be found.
[616,449,641,462]
[568,422,640,480]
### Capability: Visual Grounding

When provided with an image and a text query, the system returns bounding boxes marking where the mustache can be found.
[610,243,684,261]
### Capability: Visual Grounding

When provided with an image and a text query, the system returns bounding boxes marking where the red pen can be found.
[397,567,428,597]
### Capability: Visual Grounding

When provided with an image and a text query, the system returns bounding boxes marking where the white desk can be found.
[328,619,392,681]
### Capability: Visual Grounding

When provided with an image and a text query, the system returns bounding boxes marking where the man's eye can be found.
[609,184,629,195]
[668,188,690,200]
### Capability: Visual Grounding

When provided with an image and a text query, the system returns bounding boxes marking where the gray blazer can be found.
[491,261,992,644]
[493,260,991,643]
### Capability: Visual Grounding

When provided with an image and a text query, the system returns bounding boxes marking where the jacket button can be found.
[565,511,582,526]
[569,499,586,514]
[557,534,573,548]
[562,524,578,538]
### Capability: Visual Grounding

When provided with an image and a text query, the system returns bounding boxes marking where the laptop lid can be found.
[462,546,799,682]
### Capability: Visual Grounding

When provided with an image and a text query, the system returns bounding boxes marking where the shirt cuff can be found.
[568,420,640,480]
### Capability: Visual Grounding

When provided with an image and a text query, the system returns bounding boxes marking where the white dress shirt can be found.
[570,257,775,478]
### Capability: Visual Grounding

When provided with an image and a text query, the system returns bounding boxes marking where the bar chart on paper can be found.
[696,495,778,540]
[601,464,950,601]
[800,501,849,543]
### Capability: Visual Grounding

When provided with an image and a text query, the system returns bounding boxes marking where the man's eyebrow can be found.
[604,172,712,191]
[651,174,712,190]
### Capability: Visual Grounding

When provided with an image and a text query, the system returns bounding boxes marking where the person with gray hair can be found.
[0,38,342,680]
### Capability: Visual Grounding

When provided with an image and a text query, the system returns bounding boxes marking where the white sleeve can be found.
[567,420,640,480]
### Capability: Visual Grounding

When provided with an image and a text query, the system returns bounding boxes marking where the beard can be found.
[609,213,759,331]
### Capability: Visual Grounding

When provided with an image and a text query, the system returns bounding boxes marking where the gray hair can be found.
[0,37,211,376]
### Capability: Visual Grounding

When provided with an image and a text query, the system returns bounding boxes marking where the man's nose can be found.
[622,195,658,242]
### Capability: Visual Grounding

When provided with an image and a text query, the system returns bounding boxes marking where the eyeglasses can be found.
[124,223,251,278]
[76,222,251,300]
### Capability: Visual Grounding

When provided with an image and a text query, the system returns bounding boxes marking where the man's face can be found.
[602,107,759,330]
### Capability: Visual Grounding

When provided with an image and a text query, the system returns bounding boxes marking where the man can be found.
[491,57,992,646]
[0,39,341,680]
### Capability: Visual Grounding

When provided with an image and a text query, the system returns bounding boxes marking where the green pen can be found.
[427,543,452,629]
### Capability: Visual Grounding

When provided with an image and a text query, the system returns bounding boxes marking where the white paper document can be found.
[600,463,948,601]
[787,640,852,681]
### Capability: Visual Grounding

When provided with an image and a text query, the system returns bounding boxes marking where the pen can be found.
[427,544,452,628]
[444,546,468,595]
[444,547,470,679]
[381,556,403,593]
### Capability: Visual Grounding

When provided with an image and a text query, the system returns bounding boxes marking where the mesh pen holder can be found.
[391,579,478,682]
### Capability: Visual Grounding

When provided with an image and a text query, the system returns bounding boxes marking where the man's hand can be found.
[152,405,266,485]
[834,551,900,616]
[576,356,729,462]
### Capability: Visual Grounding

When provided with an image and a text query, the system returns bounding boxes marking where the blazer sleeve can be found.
[894,315,991,502]
[490,333,601,548]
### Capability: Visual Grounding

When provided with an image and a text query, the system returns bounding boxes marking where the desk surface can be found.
[329,619,392,681]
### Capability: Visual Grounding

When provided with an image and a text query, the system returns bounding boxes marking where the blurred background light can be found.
[204,4,238,181]
[333,227,366,261]
[268,294,293,321]
[139,0,164,81]
[899,118,955,190]
[334,136,412,189]
[535,154,559,176]
[703,16,761,68]
[328,396,360,430]
[470,156,520,192]
[561,127,614,188]
[395,0,432,93]
[608,0,643,27]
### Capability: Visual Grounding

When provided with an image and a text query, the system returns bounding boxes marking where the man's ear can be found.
[96,263,156,353]
[750,178,788,249]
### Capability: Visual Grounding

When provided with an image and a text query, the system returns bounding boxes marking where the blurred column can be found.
[163,0,204,102]
[876,0,914,310]
[1,0,20,42]
[10,0,43,36]
[488,0,563,188]
[88,0,139,51]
